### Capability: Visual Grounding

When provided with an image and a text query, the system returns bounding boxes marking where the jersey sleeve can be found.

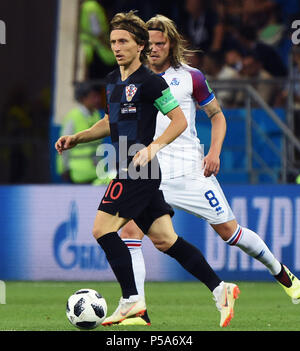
[188,68,215,107]
[143,74,179,115]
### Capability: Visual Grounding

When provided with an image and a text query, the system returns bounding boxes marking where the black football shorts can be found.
[98,178,174,234]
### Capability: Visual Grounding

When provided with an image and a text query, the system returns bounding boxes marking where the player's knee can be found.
[152,239,169,252]
[211,219,238,241]
[148,232,176,252]
[120,222,144,240]
[92,226,106,240]
[120,228,141,239]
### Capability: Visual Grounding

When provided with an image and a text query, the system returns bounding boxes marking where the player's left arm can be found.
[151,105,188,151]
[133,85,187,167]
[202,98,226,177]
[133,105,187,167]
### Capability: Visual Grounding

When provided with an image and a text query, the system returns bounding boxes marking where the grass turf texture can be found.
[0,281,299,331]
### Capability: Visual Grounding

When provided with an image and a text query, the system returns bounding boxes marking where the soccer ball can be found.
[66,288,107,329]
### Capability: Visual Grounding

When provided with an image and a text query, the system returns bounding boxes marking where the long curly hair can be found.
[146,14,194,68]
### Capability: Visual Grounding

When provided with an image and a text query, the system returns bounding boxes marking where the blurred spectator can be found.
[254,1,285,48]
[80,0,117,79]
[258,22,285,48]
[105,0,183,22]
[202,51,241,107]
[291,50,300,179]
[0,85,53,184]
[56,81,112,185]
[216,0,244,29]
[237,25,287,77]
[275,48,300,110]
[255,0,299,69]
[236,54,277,105]
[224,49,243,73]
[0,86,33,183]
[215,0,245,51]
[242,0,277,30]
[179,0,224,52]
[104,0,152,20]
[215,0,293,68]
[291,50,300,109]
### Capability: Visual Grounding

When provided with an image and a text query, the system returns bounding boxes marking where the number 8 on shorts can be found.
[204,190,220,208]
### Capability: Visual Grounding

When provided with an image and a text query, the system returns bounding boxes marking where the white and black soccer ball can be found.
[66,288,107,330]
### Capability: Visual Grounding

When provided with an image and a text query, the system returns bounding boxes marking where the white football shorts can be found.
[159,172,235,225]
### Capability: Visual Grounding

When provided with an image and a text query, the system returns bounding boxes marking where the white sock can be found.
[212,281,224,299]
[226,225,281,275]
[122,239,146,297]
[212,281,225,311]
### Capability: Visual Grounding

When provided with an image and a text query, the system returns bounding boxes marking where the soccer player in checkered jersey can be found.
[55,11,238,328]
[118,14,300,326]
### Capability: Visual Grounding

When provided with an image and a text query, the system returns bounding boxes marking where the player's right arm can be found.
[55,114,110,154]
[202,98,226,177]
[189,67,226,177]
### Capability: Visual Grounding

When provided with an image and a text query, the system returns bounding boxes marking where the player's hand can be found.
[55,135,78,155]
[203,152,220,177]
[133,144,159,167]
[133,147,151,167]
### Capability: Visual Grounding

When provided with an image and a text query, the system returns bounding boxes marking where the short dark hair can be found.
[110,10,150,63]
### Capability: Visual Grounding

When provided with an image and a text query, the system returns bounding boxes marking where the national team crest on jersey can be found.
[125,84,138,102]
[170,78,180,86]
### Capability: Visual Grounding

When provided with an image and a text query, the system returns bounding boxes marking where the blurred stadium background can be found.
[0,0,300,287]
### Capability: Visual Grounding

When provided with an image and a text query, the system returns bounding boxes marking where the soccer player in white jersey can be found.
[114,14,300,326]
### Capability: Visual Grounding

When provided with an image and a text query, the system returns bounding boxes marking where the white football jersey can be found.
[155,64,215,179]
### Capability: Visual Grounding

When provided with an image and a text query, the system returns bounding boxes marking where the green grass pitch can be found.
[0,281,299,331]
